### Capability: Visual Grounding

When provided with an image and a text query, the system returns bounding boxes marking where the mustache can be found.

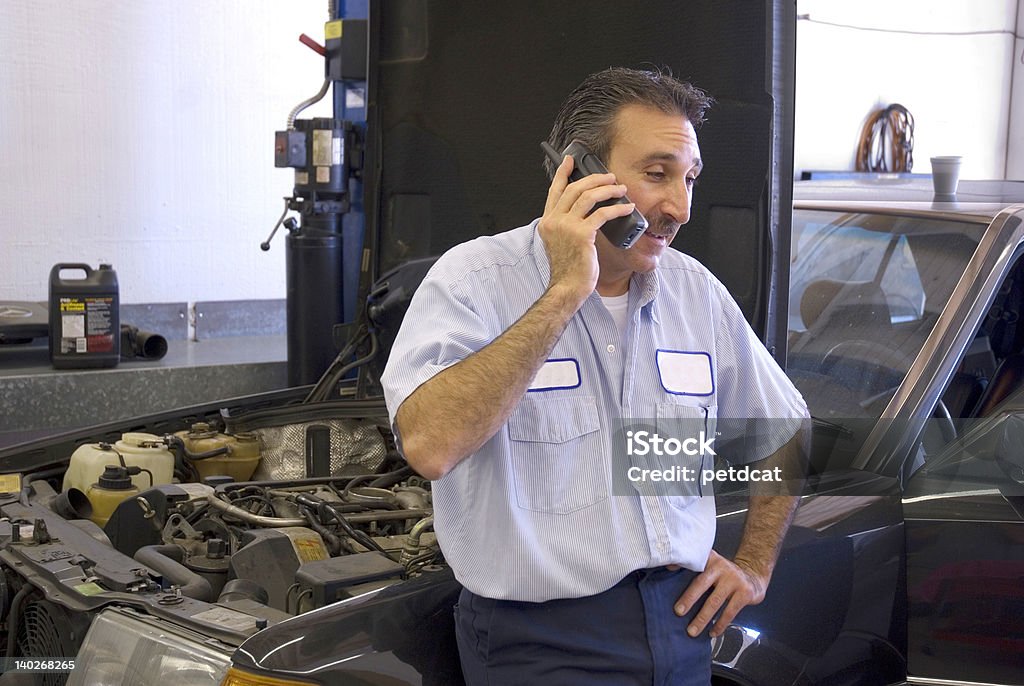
[645,217,680,236]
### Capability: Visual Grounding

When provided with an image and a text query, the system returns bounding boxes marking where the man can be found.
[382,67,809,685]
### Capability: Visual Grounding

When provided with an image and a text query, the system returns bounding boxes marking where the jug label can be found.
[58,297,115,353]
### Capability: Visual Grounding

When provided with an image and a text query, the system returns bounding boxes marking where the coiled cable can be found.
[856,104,915,172]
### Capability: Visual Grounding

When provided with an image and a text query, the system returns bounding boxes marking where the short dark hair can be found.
[544,67,713,179]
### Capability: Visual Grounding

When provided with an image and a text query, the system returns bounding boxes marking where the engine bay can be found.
[0,398,441,664]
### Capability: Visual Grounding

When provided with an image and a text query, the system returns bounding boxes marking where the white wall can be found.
[795,0,1020,180]
[5,3,1021,308]
[0,1,335,303]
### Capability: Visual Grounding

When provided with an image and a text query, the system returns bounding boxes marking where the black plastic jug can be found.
[48,263,120,369]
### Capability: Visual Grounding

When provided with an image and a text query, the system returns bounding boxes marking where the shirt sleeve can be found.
[712,278,809,464]
[380,263,494,446]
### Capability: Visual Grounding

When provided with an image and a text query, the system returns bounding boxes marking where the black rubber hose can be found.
[164,435,230,460]
[5,584,33,663]
[320,503,395,560]
[299,505,342,556]
[368,465,414,489]
[134,545,213,602]
[0,570,8,624]
[21,466,67,506]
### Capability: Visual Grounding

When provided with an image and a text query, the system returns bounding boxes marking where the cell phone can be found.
[541,139,649,249]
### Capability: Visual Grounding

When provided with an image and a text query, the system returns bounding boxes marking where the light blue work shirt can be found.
[382,220,808,602]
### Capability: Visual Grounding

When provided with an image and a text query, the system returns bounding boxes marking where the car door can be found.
[903,416,1024,685]
[900,236,1024,685]
[714,204,1023,685]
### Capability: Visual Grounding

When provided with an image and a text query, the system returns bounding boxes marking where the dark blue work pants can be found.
[454,567,712,686]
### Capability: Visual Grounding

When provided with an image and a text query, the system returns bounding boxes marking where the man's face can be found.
[596,104,702,289]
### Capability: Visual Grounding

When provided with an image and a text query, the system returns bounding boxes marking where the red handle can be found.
[299,33,326,57]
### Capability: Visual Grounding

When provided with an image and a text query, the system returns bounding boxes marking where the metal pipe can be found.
[401,516,434,565]
[206,494,428,526]
[207,495,306,527]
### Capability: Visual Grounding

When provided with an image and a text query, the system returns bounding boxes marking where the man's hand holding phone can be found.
[542,140,649,249]
[538,153,635,306]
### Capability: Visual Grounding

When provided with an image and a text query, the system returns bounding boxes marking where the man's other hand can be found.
[672,550,768,638]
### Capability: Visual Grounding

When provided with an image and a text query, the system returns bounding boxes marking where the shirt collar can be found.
[633,268,661,324]
[530,218,662,321]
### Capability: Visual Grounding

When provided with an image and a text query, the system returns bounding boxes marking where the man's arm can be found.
[674,424,809,638]
[395,157,635,480]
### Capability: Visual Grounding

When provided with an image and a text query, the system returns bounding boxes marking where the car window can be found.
[917,252,1024,464]
[788,210,983,427]
[791,223,924,332]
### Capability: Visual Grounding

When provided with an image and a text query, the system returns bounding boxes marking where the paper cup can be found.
[930,156,962,198]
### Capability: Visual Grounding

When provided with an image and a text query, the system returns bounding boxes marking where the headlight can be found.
[220,667,316,685]
[66,608,233,685]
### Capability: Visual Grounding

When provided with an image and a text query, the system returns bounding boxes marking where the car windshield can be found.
[787,209,986,422]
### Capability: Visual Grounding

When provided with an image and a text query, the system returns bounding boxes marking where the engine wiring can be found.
[304,279,391,404]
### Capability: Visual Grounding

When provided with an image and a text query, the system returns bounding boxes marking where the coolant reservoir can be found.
[173,423,261,482]
[63,432,175,494]
[86,465,141,527]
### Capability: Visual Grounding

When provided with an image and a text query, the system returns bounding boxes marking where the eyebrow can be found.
[638,152,703,173]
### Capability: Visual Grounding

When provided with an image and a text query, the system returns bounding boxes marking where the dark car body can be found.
[2,178,1024,686]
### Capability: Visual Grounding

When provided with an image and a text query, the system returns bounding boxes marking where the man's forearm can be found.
[396,284,585,480]
[733,495,799,580]
[733,425,809,580]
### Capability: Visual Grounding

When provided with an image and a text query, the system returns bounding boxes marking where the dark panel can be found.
[364,0,794,352]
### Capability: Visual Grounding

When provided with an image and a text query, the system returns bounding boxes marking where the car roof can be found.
[793,177,1024,222]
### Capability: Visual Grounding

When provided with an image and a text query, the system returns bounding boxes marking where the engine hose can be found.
[164,435,230,460]
[305,328,368,403]
[320,503,395,560]
[165,437,199,482]
[5,584,33,660]
[134,545,213,602]
[369,465,414,489]
[20,466,67,506]
[0,571,7,624]
[299,505,342,556]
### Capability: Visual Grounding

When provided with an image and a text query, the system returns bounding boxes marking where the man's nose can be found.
[661,184,691,225]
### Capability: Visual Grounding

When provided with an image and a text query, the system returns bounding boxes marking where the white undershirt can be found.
[600,292,630,337]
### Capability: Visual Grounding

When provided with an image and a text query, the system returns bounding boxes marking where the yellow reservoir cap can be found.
[221,667,315,686]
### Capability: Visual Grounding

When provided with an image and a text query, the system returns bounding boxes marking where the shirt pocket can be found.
[655,401,718,510]
[507,395,608,515]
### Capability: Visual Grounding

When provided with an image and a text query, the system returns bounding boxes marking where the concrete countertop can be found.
[0,336,289,449]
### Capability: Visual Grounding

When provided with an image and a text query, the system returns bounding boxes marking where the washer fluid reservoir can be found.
[86,466,141,527]
[63,432,175,495]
